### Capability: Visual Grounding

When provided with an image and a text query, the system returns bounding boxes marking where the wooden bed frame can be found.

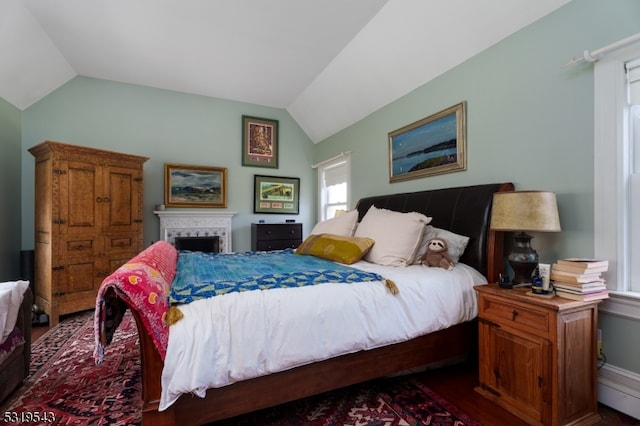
[129,182,514,425]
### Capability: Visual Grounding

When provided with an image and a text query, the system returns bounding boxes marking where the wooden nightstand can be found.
[251,222,302,251]
[474,284,601,426]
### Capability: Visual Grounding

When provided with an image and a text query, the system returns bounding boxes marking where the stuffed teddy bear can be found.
[420,238,455,271]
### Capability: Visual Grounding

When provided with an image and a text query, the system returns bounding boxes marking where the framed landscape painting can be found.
[253,175,300,214]
[242,115,279,168]
[388,102,466,183]
[164,163,228,208]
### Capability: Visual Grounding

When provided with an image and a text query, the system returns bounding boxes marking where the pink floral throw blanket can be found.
[94,241,178,364]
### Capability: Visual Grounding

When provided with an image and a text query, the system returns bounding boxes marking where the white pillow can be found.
[310,209,359,236]
[0,288,12,344]
[412,225,470,264]
[0,280,29,341]
[355,206,431,266]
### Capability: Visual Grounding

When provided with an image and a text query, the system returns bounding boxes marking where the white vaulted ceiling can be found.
[0,0,571,143]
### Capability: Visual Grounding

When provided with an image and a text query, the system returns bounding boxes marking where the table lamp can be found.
[490,191,561,285]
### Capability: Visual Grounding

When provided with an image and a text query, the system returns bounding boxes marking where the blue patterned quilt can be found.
[170,249,387,304]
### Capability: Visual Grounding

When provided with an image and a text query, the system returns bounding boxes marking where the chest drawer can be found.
[255,239,301,251]
[253,223,302,240]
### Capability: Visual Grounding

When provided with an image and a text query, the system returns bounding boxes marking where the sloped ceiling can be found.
[0,0,571,143]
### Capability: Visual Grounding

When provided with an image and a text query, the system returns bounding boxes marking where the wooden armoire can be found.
[29,141,148,325]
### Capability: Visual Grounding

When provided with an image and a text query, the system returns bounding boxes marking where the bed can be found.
[95,182,513,425]
[0,283,31,405]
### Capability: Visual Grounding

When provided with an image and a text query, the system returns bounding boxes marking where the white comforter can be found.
[159,261,486,410]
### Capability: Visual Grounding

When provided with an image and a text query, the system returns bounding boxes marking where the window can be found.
[628,58,640,293]
[594,41,640,312]
[315,154,350,222]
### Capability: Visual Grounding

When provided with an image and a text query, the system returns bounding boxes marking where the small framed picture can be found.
[242,115,279,168]
[164,163,227,208]
[253,175,300,214]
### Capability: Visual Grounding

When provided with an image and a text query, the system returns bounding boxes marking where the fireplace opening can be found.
[174,236,220,253]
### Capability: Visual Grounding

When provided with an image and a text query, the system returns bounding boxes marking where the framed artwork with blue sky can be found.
[164,163,227,208]
[388,102,466,182]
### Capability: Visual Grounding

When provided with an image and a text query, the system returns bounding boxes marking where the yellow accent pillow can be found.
[295,234,375,265]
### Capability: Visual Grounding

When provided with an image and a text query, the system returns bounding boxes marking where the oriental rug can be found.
[1,311,480,426]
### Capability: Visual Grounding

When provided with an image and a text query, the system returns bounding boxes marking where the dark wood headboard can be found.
[354,182,514,281]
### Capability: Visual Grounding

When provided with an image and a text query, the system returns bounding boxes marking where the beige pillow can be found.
[355,206,431,266]
[295,234,375,265]
[412,225,470,264]
[310,209,358,236]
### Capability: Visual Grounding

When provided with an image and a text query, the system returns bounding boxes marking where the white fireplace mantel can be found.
[154,210,236,253]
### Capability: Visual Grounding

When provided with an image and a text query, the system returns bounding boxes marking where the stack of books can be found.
[551,258,609,301]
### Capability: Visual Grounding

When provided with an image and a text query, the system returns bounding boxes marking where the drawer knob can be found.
[512,309,519,321]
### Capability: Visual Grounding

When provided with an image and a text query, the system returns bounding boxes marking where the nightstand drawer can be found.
[480,295,551,337]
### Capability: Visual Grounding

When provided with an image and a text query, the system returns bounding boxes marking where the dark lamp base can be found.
[508,232,539,284]
[509,260,538,284]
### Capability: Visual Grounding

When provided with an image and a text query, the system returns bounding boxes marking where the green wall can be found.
[20,77,316,253]
[599,314,640,369]
[313,0,640,374]
[0,97,22,280]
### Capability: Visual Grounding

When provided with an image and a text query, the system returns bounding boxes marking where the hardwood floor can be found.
[30,320,638,425]
[31,322,50,342]
[416,361,639,426]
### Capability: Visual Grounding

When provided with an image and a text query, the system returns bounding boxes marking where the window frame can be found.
[315,154,351,222]
[594,42,640,319]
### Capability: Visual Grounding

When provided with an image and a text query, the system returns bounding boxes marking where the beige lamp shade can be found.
[490,191,561,232]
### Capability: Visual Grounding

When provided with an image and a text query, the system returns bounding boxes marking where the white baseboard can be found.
[598,363,640,420]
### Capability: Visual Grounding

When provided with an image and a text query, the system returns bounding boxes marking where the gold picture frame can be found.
[164,163,228,208]
[388,102,466,182]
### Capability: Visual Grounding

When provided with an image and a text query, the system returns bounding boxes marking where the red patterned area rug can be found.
[1,310,142,425]
[218,375,481,426]
[1,311,480,426]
